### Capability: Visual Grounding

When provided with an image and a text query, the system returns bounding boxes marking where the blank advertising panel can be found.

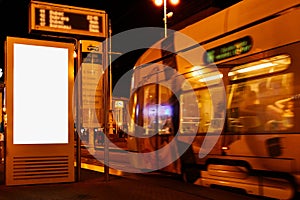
[13,44,69,144]
[5,37,75,185]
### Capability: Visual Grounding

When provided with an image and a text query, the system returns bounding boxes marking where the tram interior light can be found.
[230,63,277,76]
[199,73,223,83]
[144,104,172,117]
[191,66,203,77]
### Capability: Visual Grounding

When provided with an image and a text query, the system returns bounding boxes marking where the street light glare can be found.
[170,0,180,5]
[154,0,180,6]
[154,0,163,6]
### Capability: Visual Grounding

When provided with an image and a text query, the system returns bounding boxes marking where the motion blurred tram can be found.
[127,0,300,199]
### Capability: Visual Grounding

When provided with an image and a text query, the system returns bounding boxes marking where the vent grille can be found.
[13,156,70,180]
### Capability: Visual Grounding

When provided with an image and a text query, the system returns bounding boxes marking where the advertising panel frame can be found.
[5,36,75,185]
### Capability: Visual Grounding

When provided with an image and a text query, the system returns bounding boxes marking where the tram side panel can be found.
[194,9,300,198]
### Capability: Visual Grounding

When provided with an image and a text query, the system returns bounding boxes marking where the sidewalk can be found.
[0,164,266,200]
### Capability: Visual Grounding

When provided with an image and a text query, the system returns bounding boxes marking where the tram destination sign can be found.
[29,1,107,38]
[204,36,252,64]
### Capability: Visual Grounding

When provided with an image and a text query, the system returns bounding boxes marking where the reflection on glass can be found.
[227,55,294,134]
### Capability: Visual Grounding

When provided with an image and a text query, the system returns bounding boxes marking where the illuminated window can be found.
[228,54,291,81]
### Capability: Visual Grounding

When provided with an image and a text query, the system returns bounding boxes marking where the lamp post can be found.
[105,19,122,182]
[154,0,179,38]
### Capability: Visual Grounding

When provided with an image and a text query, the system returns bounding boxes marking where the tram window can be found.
[228,54,290,81]
[180,88,212,134]
[182,68,223,91]
[142,84,174,135]
[227,62,294,133]
[180,68,225,134]
[227,54,293,133]
[180,91,202,134]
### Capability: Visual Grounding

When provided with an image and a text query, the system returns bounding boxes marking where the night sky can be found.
[0,0,241,96]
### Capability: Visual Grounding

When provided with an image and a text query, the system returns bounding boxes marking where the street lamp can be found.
[154,0,180,38]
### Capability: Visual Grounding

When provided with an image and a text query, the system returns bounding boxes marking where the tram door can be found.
[4,37,75,185]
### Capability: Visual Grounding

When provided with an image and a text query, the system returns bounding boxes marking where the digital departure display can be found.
[29,1,107,38]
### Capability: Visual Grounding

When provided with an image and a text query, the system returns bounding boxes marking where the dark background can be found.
[0,0,241,96]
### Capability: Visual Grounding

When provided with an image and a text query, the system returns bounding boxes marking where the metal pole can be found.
[163,0,167,38]
[104,18,111,183]
[109,18,113,137]
[75,39,81,182]
[109,20,113,113]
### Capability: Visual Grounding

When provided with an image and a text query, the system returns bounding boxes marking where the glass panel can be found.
[227,73,294,133]
[228,54,291,81]
[128,92,137,134]
[180,91,202,134]
[180,88,212,134]
[140,85,174,136]
[182,66,223,91]
[143,85,157,136]
[158,86,174,134]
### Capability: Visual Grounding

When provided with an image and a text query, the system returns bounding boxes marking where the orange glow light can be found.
[154,0,163,6]
[170,0,179,5]
[154,0,180,7]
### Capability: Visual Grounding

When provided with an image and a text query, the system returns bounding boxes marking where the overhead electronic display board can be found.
[29,1,107,38]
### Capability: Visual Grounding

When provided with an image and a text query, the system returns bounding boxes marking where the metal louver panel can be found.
[13,156,70,180]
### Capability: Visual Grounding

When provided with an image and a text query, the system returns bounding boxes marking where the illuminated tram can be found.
[127,0,300,199]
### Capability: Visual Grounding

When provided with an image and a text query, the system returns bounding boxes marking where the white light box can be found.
[13,44,69,144]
